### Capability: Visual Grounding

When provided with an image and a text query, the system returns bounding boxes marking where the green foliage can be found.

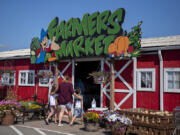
[30,37,40,51]
[131,49,141,57]
[127,21,142,49]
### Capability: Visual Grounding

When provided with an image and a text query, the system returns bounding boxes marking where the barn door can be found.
[101,58,137,110]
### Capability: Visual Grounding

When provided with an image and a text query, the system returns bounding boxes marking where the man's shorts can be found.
[60,102,72,110]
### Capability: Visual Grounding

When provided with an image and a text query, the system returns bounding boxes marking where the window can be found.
[38,70,50,87]
[137,68,155,91]
[18,70,35,86]
[1,72,15,86]
[164,68,180,93]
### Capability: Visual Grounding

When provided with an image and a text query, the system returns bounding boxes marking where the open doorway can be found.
[74,61,101,111]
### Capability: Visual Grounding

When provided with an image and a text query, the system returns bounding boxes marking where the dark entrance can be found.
[74,61,101,111]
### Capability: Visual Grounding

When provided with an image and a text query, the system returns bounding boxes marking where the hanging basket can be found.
[89,71,110,84]
[36,70,53,79]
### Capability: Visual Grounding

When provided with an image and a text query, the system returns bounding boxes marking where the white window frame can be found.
[137,68,156,92]
[38,70,50,87]
[18,70,35,86]
[1,72,16,86]
[164,68,180,93]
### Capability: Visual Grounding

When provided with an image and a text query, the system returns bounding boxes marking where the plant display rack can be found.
[118,108,174,135]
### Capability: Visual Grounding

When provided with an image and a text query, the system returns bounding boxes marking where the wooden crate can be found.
[118,108,174,135]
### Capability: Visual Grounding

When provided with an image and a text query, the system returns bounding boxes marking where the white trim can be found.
[133,57,137,108]
[102,59,133,110]
[137,68,156,92]
[72,59,75,114]
[100,59,104,108]
[158,50,164,111]
[38,70,50,87]
[18,70,35,86]
[1,72,16,86]
[164,68,180,93]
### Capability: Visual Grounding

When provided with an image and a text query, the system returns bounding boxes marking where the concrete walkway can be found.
[16,117,111,135]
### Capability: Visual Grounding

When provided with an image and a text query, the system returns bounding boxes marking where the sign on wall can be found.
[30,8,142,64]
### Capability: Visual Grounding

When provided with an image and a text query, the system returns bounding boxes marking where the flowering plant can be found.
[21,101,42,110]
[88,71,110,84]
[101,110,132,132]
[83,111,101,123]
[36,70,53,78]
[0,100,22,118]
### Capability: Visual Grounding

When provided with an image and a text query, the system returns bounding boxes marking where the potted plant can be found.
[89,71,110,84]
[36,70,53,79]
[0,100,22,125]
[83,110,101,131]
[102,110,132,135]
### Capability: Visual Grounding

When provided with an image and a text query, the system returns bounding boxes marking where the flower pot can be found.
[111,127,126,135]
[2,111,15,125]
[84,122,99,132]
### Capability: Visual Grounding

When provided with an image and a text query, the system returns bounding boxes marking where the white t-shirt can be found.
[49,94,58,106]
[75,97,82,109]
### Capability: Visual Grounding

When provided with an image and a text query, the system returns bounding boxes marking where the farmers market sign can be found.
[30,8,142,64]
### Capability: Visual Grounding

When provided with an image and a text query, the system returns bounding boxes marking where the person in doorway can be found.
[69,87,84,126]
[45,85,58,125]
[55,75,81,126]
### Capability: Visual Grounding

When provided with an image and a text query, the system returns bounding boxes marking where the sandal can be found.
[45,119,49,125]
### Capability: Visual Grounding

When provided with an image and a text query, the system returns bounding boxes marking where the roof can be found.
[141,35,180,47]
[0,49,30,60]
[0,35,180,59]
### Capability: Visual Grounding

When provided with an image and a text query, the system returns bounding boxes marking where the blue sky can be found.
[0,0,180,52]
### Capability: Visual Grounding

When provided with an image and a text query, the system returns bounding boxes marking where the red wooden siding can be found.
[137,54,160,110]
[103,60,133,109]
[163,50,180,111]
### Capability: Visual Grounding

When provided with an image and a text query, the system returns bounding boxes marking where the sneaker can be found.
[58,123,63,126]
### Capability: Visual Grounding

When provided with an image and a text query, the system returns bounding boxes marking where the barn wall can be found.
[137,54,160,110]
[163,50,180,111]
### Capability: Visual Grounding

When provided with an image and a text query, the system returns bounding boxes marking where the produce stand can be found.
[118,108,174,135]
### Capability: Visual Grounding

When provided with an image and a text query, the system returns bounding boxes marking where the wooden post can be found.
[110,59,115,110]
[55,62,59,88]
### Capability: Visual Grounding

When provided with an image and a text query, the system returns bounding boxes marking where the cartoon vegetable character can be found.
[108,36,130,57]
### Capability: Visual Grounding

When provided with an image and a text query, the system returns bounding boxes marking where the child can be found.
[69,87,84,126]
[45,85,58,125]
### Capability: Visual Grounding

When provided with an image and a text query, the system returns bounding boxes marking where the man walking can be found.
[56,75,82,126]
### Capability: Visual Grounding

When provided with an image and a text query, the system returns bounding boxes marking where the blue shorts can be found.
[73,108,84,117]
[60,102,72,110]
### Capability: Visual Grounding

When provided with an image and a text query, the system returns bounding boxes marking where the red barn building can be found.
[0,35,180,112]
